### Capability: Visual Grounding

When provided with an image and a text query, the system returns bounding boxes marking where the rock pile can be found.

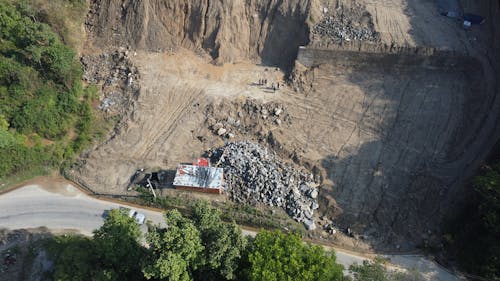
[209,141,319,230]
[205,99,291,141]
[80,48,140,113]
[312,6,379,43]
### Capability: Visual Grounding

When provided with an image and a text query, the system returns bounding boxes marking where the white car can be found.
[129,210,146,225]
[119,207,146,224]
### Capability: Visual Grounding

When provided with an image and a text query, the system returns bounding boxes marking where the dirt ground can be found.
[0,228,58,281]
[71,0,500,251]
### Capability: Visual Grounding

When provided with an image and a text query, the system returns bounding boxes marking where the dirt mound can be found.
[204,98,292,141]
[85,0,312,67]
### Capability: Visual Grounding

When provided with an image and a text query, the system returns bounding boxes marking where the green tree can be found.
[0,1,92,179]
[93,209,145,281]
[191,201,247,280]
[455,164,500,280]
[48,209,146,281]
[48,235,97,281]
[143,209,204,281]
[244,230,344,281]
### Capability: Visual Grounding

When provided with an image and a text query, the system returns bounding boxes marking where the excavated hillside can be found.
[85,0,313,67]
[73,0,500,250]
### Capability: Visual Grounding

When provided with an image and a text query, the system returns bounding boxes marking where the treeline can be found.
[0,1,93,178]
[47,202,423,281]
[444,164,500,281]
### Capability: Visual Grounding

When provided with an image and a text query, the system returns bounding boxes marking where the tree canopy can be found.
[245,230,345,281]
[143,209,204,281]
[454,164,500,280]
[48,209,145,281]
[47,203,349,281]
[0,0,93,179]
[191,201,247,281]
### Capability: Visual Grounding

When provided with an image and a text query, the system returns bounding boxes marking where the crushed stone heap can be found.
[209,141,320,230]
[312,5,379,44]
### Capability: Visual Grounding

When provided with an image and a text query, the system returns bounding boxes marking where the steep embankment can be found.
[85,0,313,67]
[287,0,500,248]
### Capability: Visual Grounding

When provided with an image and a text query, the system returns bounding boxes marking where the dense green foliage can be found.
[143,209,204,281]
[47,202,348,281]
[48,209,145,281]
[244,230,344,281]
[93,209,145,281]
[445,164,500,280]
[0,1,92,179]
[191,202,247,280]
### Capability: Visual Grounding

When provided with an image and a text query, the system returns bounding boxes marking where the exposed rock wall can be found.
[86,0,313,67]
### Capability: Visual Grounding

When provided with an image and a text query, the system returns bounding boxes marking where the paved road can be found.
[0,184,167,236]
[0,183,460,280]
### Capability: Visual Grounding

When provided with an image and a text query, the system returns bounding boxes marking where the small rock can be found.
[275,118,281,126]
[305,210,313,220]
[227,116,236,125]
[304,219,316,231]
[274,108,282,116]
[213,122,223,130]
[311,202,319,210]
[227,133,235,138]
[309,189,318,199]
[217,128,227,136]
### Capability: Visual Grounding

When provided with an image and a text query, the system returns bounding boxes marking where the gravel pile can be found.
[312,7,379,43]
[209,141,320,230]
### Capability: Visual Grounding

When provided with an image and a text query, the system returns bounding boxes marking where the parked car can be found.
[130,210,146,225]
[118,207,146,224]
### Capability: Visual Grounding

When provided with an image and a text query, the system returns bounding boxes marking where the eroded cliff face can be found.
[86,0,312,67]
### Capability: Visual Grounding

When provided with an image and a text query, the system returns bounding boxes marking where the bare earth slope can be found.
[73,0,500,250]
[85,0,312,67]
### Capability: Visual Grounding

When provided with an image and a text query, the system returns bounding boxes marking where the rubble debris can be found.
[208,141,320,230]
[80,49,140,114]
[312,4,379,44]
[205,98,292,140]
